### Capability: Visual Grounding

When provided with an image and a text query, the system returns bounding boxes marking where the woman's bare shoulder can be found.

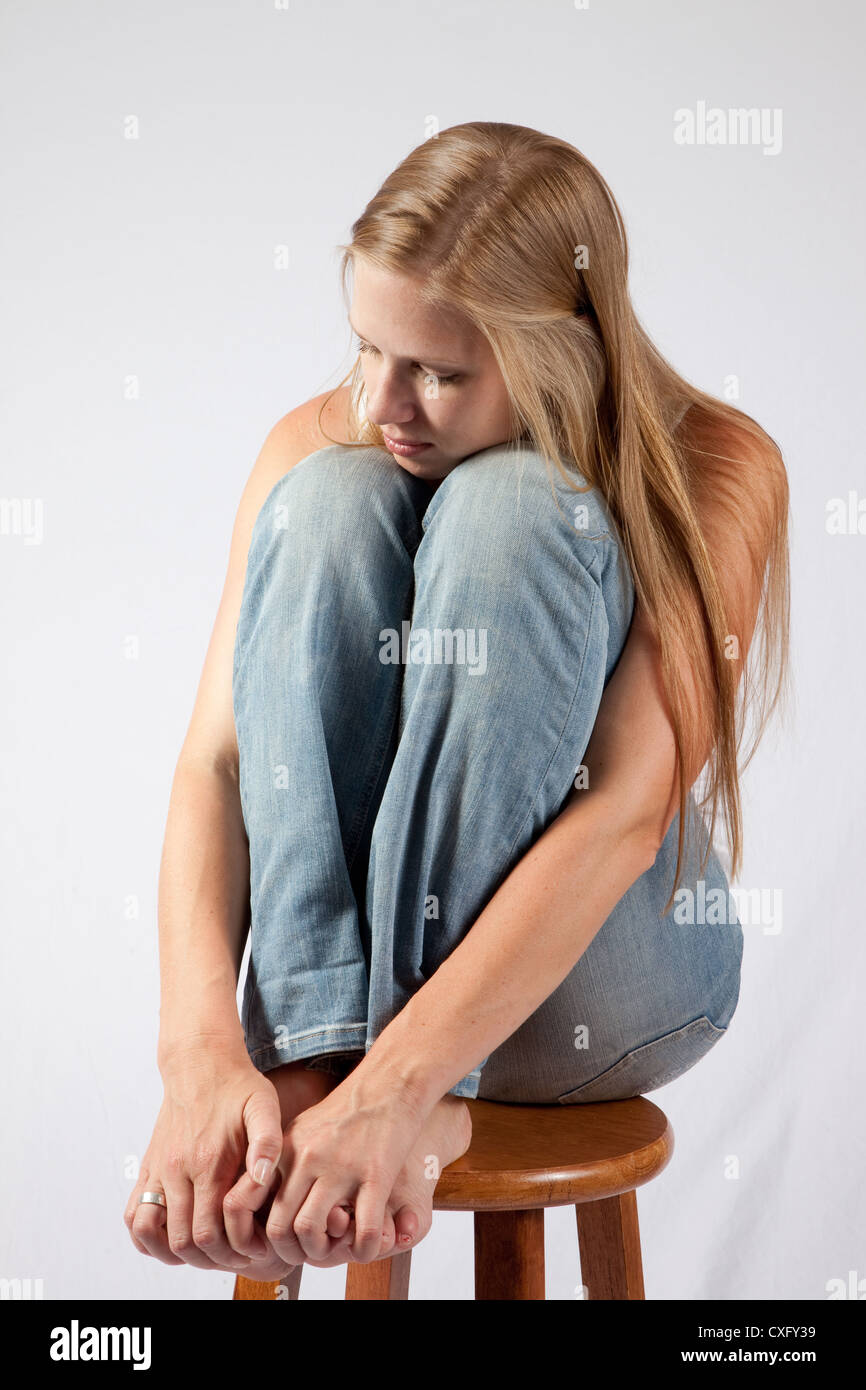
[258,385,355,487]
[675,401,788,578]
[677,401,788,515]
[676,401,788,653]
[176,385,355,772]
[229,385,356,557]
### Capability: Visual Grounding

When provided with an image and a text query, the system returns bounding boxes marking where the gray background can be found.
[1,0,863,1300]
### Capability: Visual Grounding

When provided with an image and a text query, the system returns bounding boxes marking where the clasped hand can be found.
[225,1075,430,1267]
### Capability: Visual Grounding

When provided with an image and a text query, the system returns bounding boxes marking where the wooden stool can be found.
[232,1095,673,1301]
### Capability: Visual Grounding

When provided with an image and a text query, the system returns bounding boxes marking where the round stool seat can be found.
[233,1094,675,1301]
[433,1096,674,1210]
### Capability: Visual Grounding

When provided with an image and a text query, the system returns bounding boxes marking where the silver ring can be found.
[138,1190,167,1207]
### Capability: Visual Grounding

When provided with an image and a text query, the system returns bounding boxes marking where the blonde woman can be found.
[125,122,789,1282]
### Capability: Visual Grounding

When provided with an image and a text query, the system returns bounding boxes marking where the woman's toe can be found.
[392,1203,423,1247]
[376,1210,397,1259]
[326,1204,352,1240]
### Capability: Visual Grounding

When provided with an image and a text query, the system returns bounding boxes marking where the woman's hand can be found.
[124,1043,287,1274]
[223,1068,434,1267]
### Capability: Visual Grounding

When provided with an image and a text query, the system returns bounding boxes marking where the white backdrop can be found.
[2,0,863,1301]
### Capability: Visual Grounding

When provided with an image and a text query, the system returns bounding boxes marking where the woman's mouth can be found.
[383,432,432,458]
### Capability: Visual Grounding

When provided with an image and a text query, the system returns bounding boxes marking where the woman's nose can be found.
[364,370,418,426]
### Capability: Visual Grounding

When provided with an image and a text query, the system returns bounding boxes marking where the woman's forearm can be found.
[356,789,657,1114]
[156,756,252,1073]
[354,593,729,1115]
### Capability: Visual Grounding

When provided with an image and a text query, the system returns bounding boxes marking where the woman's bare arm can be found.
[126,390,361,1279]
[351,412,789,1114]
[156,389,352,1073]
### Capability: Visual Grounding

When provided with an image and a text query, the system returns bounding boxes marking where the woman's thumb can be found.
[243,1087,283,1186]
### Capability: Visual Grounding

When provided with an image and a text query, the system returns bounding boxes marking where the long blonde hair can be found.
[319,121,791,912]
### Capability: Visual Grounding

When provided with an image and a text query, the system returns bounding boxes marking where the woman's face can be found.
[349,257,514,485]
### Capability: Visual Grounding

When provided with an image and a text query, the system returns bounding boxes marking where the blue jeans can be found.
[232,442,743,1103]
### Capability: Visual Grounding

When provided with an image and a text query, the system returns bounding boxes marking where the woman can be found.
[125,122,790,1282]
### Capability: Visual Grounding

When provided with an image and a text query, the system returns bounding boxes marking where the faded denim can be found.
[232,442,743,1102]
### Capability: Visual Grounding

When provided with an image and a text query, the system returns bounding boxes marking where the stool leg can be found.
[474,1209,545,1300]
[575,1189,645,1299]
[233,1266,302,1300]
[345,1251,412,1300]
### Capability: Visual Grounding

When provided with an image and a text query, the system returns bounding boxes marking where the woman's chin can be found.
[392,454,452,483]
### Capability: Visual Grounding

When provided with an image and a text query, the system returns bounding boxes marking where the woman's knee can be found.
[248,443,427,568]
[261,443,405,521]
[420,441,614,565]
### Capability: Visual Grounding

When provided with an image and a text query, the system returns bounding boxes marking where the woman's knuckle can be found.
[266,1218,292,1245]
[361,1160,388,1183]
[189,1142,218,1173]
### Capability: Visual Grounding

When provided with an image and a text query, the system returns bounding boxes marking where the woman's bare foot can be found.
[379,1094,472,1257]
[240,1058,347,1279]
[248,1062,472,1271]
[268,1057,340,1126]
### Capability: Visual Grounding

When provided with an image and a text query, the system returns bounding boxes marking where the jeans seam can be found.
[555,1013,726,1102]
[343,590,422,876]
[505,562,601,866]
[248,1022,369,1059]
[430,563,603,1074]
[343,474,425,871]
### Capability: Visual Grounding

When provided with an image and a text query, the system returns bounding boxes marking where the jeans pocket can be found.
[556,1015,729,1104]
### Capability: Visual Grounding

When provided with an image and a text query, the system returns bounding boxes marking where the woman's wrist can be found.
[157,1024,250,1080]
[345,1027,452,1122]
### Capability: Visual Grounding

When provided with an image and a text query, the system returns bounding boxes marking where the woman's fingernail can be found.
[253,1159,272,1184]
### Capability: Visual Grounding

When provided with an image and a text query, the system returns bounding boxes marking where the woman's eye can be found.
[353,336,459,385]
[420,368,459,386]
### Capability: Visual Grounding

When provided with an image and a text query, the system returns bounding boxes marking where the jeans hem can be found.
[247,1026,369,1074]
[447,1072,482,1100]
